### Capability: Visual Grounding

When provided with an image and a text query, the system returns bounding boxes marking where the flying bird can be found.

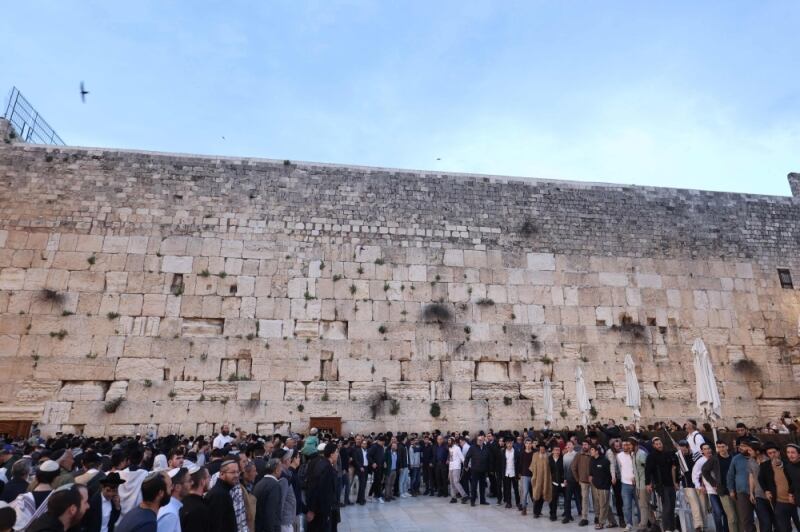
[436,157,441,161]
[80,82,89,103]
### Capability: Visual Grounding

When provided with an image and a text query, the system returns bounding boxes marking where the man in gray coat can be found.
[253,459,283,532]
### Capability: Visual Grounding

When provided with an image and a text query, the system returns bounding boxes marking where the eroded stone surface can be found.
[0,134,799,435]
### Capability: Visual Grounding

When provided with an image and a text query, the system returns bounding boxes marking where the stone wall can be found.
[1,127,799,436]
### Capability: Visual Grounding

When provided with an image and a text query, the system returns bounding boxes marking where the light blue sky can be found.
[2,1,798,195]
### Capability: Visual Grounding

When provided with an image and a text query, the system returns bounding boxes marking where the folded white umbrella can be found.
[543,377,554,424]
[575,366,591,426]
[624,354,641,428]
[692,338,722,441]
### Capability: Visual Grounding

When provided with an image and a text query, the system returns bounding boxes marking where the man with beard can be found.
[645,437,678,532]
[26,484,90,532]
[571,440,593,527]
[205,460,239,532]
[116,472,172,532]
[213,425,235,450]
[157,467,190,532]
[180,466,210,532]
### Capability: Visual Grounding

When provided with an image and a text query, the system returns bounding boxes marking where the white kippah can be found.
[40,460,60,473]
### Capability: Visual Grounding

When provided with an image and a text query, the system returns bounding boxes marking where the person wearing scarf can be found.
[530,442,552,518]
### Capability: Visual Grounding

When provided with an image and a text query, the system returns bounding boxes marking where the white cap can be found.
[167,467,187,479]
[317,443,327,452]
[40,460,60,473]
[186,463,202,475]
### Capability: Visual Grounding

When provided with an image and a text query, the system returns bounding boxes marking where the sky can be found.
[1,1,799,195]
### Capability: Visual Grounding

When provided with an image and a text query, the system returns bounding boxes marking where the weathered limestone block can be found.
[172,381,204,400]
[307,381,349,401]
[386,381,430,400]
[451,382,472,400]
[260,381,285,401]
[475,361,508,382]
[472,381,519,400]
[401,361,441,381]
[284,382,306,401]
[233,381,259,401]
[293,320,319,338]
[105,381,128,401]
[202,381,237,400]
[252,360,320,381]
[42,401,72,425]
[224,318,256,337]
[373,360,401,382]
[434,381,451,400]
[125,379,169,401]
[338,359,373,381]
[36,358,116,381]
[162,256,193,274]
[58,382,107,401]
[258,320,283,338]
[320,321,347,340]
[527,253,555,271]
[349,382,385,400]
[114,358,165,380]
[15,381,61,404]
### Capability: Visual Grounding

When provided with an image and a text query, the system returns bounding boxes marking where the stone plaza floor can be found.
[338,496,587,532]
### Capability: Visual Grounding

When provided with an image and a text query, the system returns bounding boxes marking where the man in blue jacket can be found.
[727,439,756,532]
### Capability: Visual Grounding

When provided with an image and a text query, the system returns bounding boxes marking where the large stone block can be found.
[114,358,165,380]
[58,382,108,401]
[386,381,430,400]
[472,382,519,400]
[401,361,441,381]
[36,359,117,381]
[475,361,508,382]
[338,359,373,382]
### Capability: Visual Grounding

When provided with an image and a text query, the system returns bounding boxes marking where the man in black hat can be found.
[81,472,125,532]
[306,443,339,532]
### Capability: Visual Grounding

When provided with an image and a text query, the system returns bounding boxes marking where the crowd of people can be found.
[0,418,798,532]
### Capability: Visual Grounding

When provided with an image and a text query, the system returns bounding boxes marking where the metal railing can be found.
[3,86,65,145]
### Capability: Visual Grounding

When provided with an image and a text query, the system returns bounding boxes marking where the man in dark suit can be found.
[180,466,210,532]
[205,460,239,532]
[464,435,492,507]
[253,458,283,532]
[81,471,124,532]
[352,439,370,505]
[306,443,339,532]
[367,437,386,502]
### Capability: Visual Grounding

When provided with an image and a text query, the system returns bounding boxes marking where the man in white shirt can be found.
[83,471,125,532]
[448,438,468,503]
[684,419,705,460]
[212,425,235,450]
[501,438,520,509]
[157,467,190,532]
[617,439,638,532]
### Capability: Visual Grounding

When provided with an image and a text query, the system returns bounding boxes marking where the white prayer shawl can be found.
[118,468,149,517]
[153,454,168,471]
[11,491,51,531]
